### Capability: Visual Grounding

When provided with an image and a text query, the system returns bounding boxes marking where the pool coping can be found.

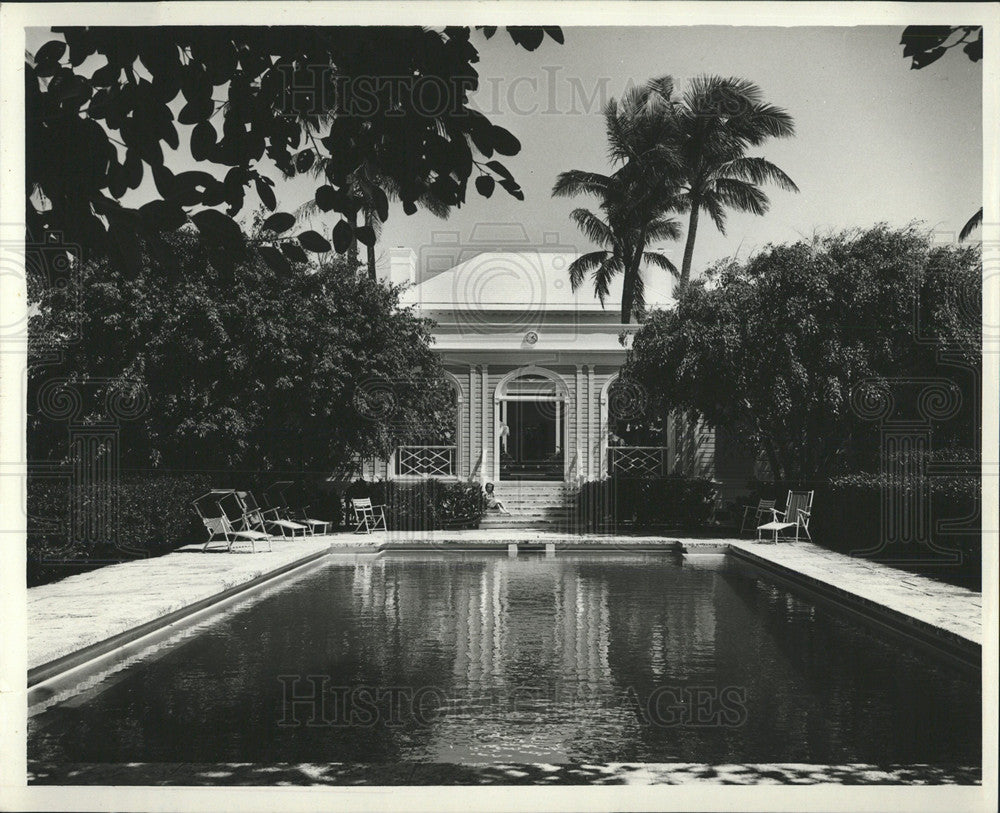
[27,536,982,707]
[725,544,981,669]
[27,544,343,699]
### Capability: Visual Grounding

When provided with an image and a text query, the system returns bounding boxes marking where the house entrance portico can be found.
[495,367,566,482]
[355,248,717,490]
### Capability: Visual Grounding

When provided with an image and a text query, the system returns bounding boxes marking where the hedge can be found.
[27,472,212,586]
[340,479,486,531]
[573,475,719,532]
[808,472,981,588]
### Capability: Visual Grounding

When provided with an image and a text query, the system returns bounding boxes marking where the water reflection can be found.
[29,553,980,771]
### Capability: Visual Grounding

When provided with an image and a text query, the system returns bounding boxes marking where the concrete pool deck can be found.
[26,531,982,678]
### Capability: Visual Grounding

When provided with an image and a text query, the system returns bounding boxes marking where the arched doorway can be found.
[494,367,567,481]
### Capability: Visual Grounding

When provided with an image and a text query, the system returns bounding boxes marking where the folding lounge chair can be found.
[757,491,813,543]
[740,499,777,536]
[237,490,308,539]
[351,497,387,533]
[193,490,271,553]
[263,481,330,535]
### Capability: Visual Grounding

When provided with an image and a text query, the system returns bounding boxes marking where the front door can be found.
[500,400,563,480]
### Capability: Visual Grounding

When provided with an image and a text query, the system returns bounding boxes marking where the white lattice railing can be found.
[609,446,668,477]
[394,445,456,477]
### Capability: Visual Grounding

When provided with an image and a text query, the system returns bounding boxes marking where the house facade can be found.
[359,247,721,489]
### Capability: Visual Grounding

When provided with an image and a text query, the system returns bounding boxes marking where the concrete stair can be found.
[479,482,574,530]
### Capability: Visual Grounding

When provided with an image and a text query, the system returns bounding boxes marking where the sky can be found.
[27,25,984,284]
[380,25,982,282]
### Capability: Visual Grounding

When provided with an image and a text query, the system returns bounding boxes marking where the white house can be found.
[357,247,726,499]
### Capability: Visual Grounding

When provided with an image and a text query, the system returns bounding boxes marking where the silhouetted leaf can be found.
[295,149,315,173]
[192,209,243,247]
[491,125,521,156]
[964,34,982,62]
[486,160,514,182]
[34,40,67,66]
[178,95,214,124]
[299,230,333,253]
[91,62,120,88]
[507,27,544,51]
[372,186,389,222]
[315,185,339,212]
[139,199,187,231]
[499,177,524,201]
[543,27,564,45]
[190,121,216,161]
[332,220,353,253]
[255,177,276,211]
[911,47,947,70]
[355,225,376,247]
[262,212,296,234]
[475,175,495,198]
[152,164,176,198]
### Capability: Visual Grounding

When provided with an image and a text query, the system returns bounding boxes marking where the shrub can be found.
[340,479,485,530]
[27,472,212,586]
[744,469,981,588]
[809,472,981,588]
[573,475,719,532]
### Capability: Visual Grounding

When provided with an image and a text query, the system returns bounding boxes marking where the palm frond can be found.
[643,251,679,277]
[712,177,770,217]
[593,255,623,307]
[567,250,609,291]
[631,268,646,315]
[720,156,799,192]
[959,207,983,241]
[646,217,684,242]
[552,170,613,199]
[702,195,728,234]
[570,208,615,247]
[741,103,796,142]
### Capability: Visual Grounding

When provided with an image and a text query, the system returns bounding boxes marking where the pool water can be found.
[29,552,981,770]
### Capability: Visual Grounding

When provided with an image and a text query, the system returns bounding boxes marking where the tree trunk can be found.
[363,210,377,281]
[680,204,700,291]
[621,271,634,324]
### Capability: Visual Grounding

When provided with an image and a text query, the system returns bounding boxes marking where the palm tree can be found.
[671,76,799,289]
[553,80,683,323]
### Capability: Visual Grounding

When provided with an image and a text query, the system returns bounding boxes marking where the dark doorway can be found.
[500,400,563,481]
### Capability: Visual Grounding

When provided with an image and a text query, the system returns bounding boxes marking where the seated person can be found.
[484,482,510,514]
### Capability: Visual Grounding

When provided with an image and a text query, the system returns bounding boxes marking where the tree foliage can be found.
[624,225,981,482]
[26,25,562,273]
[28,227,455,473]
[901,25,982,70]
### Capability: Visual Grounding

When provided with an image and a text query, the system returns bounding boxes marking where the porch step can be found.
[480,482,574,529]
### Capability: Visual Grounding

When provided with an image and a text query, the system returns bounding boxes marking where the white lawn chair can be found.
[193,490,272,553]
[351,497,387,533]
[264,481,330,535]
[757,490,813,543]
[237,490,308,538]
[740,499,776,536]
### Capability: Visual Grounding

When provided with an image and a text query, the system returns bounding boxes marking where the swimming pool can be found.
[28,551,980,780]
